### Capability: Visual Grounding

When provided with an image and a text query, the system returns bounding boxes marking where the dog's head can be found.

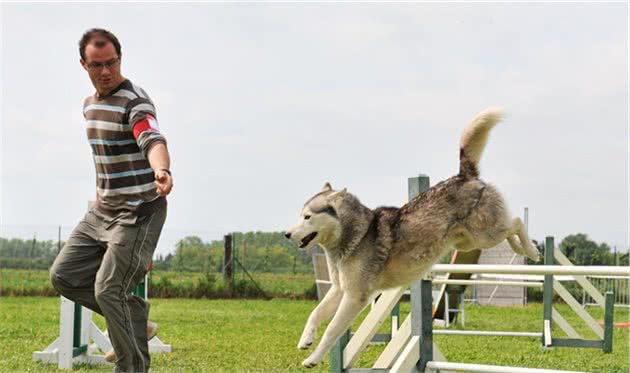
[285,182,348,251]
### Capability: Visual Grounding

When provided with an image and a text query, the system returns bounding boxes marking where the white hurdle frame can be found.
[331,263,625,373]
[32,297,111,368]
[430,264,630,276]
[33,275,171,369]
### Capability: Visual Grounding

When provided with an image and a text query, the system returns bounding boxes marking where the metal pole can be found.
[330,329,350,373]
[223,234,233,287]
[523,207,528,306]
[414,279,433,372]
[524,207,529,232]
[58,226,62,254]
[426,361,589,373]
[73,303,82,349]
[542,236,554,347]
[408,175,431,372]
[602,291,614,353]
[434,330,542,337]
[432,279,543,287]
[430,264,630,276]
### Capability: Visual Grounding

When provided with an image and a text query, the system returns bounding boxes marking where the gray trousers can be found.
[50,206,166,373]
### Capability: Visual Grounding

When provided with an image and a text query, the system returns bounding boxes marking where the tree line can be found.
[0,237,60,269]
[151,232,314,274]
[1,232,627,272]
[0,231,314,274]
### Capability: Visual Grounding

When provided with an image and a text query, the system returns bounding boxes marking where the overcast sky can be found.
[1,2,628,257]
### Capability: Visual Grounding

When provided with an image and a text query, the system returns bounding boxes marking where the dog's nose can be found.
[284,232,292,239]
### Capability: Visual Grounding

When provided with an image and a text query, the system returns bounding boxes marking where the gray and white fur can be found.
[285,108,541,368]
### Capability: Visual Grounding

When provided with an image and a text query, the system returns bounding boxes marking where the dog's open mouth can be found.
[300,232,318,248]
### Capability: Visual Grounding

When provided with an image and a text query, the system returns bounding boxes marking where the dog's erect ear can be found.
[328,188,347,203]
[322,182,333,192]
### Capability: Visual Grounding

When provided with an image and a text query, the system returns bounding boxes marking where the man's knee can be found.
[95,283,119,307]
[50,268,69,296]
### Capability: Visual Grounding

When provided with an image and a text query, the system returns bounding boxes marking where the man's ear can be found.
[80,59,88,71]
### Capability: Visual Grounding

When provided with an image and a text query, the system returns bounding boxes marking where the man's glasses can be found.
[86,58,120,71]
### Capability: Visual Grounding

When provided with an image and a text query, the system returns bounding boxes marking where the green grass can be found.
[0,269,315,298]
[0,297,628,372]
[151,271,316,297]
[0,269,58,296]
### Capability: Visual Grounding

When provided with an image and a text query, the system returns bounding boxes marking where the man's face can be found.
[80,38,123,94]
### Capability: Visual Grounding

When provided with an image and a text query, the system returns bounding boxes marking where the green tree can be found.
[559,234,614,265]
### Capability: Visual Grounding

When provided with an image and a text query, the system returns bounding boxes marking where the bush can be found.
[527,281,585,303]
[192,272,218,298]
[149,272,270,299]
[303,283,318,300]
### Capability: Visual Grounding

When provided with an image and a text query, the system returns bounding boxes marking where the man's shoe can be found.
[147,321,159,340]
[104,321,159,363]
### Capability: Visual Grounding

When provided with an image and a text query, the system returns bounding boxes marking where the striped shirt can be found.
[83,80,167,216]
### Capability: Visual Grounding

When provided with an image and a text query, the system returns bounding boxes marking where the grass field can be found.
[150,271,316,298]
[0,297,628,372]
[0,269,315,298]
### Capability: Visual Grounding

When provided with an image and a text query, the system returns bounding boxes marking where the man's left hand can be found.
[155,170,173,197]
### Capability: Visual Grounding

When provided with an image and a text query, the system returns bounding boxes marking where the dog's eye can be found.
[304,215,311,220]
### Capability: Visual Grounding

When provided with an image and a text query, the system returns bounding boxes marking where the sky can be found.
[1,2,628,257]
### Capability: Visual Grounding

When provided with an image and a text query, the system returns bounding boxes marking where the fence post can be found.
[391,303,400,335]
[408,175,431,370]
[413,279,434,371]
[223,234,233,287]
[330,329,351,373]
[602,291,615,353]
[72,303,83,356]
[543,236,554,347]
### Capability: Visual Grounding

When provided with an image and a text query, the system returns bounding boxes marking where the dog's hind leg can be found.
[298,286,343,350]
[302,293,368,368]
[452,227,476,252]
[509,217,541,262]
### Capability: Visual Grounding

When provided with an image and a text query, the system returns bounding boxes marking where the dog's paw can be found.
[525,251,541,262]
[526,242,542,262]
[297,328,316,350]
[302,355,322,368]
[528,248,542,262]
[297,340,313,350]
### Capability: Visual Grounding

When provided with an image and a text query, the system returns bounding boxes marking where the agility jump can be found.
[329,246,623,373]
[32,275,171,369]
[326,175,628,373]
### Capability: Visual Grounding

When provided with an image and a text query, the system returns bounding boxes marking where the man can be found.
[50,28,173,373]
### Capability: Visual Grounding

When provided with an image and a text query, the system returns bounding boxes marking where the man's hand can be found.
[155,169,173,197]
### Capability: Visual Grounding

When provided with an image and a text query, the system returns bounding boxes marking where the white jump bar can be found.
[426,361,589,373]
[432,279,543,287]
[431,264,630,276]
[434,330,542,338]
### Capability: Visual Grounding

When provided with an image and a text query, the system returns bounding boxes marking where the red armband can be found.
[133,114,160,140]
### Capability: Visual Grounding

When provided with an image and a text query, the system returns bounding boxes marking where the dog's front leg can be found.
[302,293,367,368]
[299,285,343,349]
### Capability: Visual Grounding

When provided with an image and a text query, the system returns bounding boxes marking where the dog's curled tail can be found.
[459,107,504,179]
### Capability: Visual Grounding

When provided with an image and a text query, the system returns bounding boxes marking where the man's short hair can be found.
[79,28,122,61]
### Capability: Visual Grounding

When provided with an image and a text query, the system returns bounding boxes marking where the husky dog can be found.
[285,108,541,368]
